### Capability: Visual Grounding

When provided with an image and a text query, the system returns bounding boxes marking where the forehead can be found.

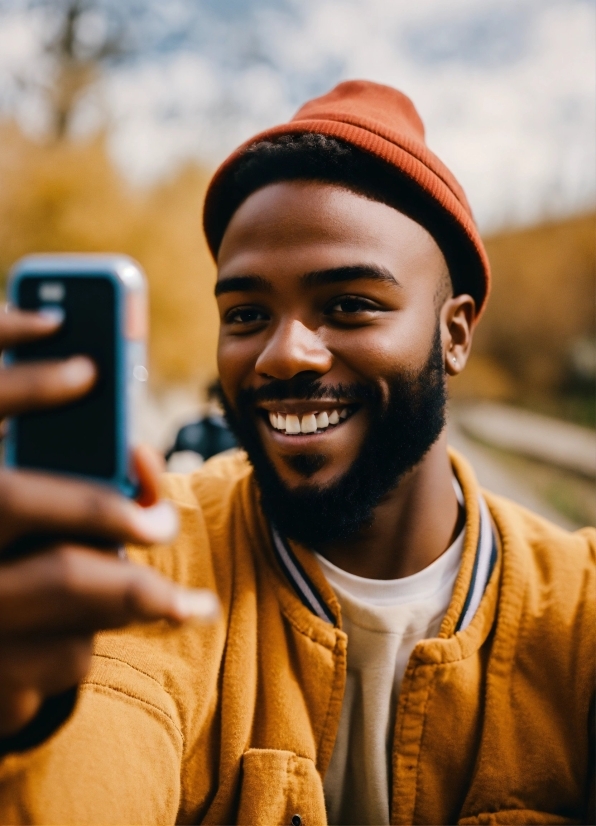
[217,180,445,281]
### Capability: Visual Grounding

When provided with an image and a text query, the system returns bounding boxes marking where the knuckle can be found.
[122,576,148,618]
[122,567,162,619]
[80,487,122,531]
[82,489,110,522]
[20,362,62,400]
[49,546,85,595]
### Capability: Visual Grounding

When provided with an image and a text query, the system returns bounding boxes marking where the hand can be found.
[0,308,218,737]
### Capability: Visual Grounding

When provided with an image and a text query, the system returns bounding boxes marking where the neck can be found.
[317,431,462,579]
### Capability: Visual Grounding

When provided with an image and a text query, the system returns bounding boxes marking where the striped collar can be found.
[270,490,497,632]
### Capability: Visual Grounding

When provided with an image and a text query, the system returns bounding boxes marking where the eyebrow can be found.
[215,264,401,297]
[214,275,273,297]
[302,265,400,289]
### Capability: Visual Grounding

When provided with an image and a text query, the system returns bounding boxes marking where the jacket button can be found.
[291,816,302,826]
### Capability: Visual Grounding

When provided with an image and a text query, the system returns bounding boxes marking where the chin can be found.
[280,452,328,480]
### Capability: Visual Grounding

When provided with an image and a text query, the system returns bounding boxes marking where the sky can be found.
[0,0,594,232]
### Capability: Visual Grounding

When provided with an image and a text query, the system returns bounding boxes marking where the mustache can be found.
[237,377,379,405]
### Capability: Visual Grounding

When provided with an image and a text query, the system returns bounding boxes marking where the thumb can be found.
[133,445,165,507]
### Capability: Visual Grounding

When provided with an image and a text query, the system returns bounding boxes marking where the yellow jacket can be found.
[0,450,594,825]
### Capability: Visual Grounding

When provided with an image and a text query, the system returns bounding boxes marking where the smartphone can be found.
[4,254,148,497]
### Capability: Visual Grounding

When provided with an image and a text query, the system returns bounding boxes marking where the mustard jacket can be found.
[0,450,594,825]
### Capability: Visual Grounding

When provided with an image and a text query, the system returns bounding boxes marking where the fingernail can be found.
[132,500,179,544]
[38,307,65,324]
[61,357,96,387]
[174,588,220,622]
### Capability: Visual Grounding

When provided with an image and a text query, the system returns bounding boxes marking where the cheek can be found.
[326,318,433,378]
[217,334,254,398]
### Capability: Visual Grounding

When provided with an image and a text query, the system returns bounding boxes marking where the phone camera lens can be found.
[39,282,65,302]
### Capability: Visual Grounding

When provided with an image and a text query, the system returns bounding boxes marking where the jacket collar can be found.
[269,449,498,634]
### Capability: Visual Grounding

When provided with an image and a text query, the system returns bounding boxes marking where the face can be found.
[215,181,472,545]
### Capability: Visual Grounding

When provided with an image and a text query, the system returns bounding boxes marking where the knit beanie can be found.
[203,80,491,317]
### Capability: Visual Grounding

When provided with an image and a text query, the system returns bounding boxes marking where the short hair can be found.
[206,133,483,305]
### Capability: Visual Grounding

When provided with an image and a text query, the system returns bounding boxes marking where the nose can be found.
[255,319,332,380]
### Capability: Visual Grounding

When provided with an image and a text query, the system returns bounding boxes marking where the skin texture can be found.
[216,181,476,579]
[0,310,218,737]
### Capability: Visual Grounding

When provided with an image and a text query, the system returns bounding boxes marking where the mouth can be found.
[258,402,357,436]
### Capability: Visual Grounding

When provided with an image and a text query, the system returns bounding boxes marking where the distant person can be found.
[0,81,593,824]
[165,380,237,471]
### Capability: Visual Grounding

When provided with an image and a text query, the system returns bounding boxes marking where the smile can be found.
[265,407,352,435]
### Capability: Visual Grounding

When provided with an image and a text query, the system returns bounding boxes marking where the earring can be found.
[451,356,457,365]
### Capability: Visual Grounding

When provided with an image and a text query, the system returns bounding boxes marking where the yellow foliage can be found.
[449,354,517,401]
[0,124,219,385]
[474,213,596,395]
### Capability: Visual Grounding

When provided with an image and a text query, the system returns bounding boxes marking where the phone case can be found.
[4,254,148,497]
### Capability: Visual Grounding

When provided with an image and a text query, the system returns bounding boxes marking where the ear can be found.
[440,294,476,376]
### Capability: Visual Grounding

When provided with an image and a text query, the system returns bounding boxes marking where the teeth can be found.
[285,414,301,434]
[301,413,317,433]
[316,411,329,429]
[268,408,349,432]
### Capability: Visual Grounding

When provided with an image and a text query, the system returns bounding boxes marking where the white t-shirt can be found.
[315,525,465,825]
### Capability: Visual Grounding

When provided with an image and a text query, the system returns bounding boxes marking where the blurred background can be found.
[0,0,594,527]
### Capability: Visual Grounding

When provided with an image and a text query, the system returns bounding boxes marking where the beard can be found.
[218,322,447,549]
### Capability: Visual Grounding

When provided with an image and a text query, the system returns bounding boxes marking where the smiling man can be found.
[0,81,593,825]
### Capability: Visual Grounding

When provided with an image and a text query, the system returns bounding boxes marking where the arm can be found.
[0,308,218,820]
[0,675,184,823]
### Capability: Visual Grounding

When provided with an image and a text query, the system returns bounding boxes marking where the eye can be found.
[224,305,269,326]
[326,295,381,316]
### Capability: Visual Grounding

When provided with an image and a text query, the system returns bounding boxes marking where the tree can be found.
[46,0,126,138]
[4,0,130,140]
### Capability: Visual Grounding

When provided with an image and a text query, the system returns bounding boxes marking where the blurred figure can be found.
[165,380,237,472]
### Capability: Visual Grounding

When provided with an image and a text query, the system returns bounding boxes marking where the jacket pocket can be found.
[458,811,579,825]
[237,748,327,826]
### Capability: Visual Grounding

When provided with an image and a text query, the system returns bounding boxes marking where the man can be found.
[0,81,593,825]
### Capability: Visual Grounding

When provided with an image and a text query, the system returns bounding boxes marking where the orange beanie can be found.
[203,80,491,317]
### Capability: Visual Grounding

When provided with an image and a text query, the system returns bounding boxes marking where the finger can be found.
[0,307,63,350]
[0,545,220,635]
[0,687,43,737]
[133,445,165,507]
[0,636,92,737]
[0,357,96,417]
[0,636,93,696]
[0,469,179,549]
